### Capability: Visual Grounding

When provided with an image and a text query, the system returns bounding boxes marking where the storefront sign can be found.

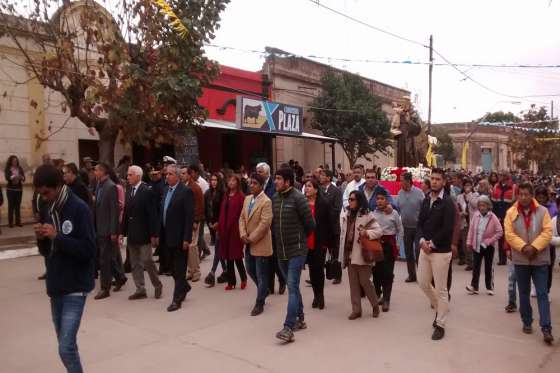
[236,97,303,135]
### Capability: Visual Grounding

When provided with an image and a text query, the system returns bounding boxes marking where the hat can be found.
[163,156,177,164]
[82,157,93,162]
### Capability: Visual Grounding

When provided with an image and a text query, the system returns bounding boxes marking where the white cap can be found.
[163,156,177,164]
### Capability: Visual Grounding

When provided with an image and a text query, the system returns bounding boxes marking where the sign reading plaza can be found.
[236,96,303,135]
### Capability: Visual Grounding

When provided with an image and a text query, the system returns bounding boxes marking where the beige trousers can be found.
[187,225,201,280]
[418,250,452,328]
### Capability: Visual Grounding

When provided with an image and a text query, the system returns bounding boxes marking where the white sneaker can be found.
[487,290,494,296]
[466,285,478,295]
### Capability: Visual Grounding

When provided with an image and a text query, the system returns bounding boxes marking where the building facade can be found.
[434,122,518,172]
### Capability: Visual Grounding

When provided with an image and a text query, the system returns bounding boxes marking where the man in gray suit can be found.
[94,162,127,300]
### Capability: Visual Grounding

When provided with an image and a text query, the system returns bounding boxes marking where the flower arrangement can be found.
[380,165,431,182]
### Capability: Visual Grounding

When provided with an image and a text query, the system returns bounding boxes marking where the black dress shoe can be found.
[113,277,127,292]
[332,278,342,285]
[94,290,110,300]
[543,330,554,345]
[312,298,318,308]
[316,297,325,310]
[465,265,473,271]
[250,304,264,316]
[217,272,228,284]
[37,273,47,280]
[128,291,147,300]
[432,326,445,340]
[278,283,286,295]
[405,277,417,283]
[167,302,181,312]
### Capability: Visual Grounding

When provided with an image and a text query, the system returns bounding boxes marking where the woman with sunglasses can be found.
[339,190,383,319]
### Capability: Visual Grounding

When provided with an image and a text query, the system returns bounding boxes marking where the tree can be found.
[0,0,229,165]
[506,105,560,173]
[310,70,391,167]
[431,126,456,163]
[479,111,521,123]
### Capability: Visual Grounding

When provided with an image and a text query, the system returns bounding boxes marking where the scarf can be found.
[50,185,69,233]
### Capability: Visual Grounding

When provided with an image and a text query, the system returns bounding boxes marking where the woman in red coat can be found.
[218,174,247,290]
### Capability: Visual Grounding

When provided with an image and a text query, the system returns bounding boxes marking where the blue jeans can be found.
[244,247,270,306]
[514,265,552,332]
[507,262,517,306]
[278,255,306,329]
[211,234,226,273]
[51,295,87,373]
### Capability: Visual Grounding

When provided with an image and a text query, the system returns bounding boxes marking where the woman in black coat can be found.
[4,155,25,227]
[304,179,336,310]
[203,173,227,287]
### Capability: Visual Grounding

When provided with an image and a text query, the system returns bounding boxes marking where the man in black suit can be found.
[93,163,127,300]
[319,169,343,284]
[160,164,194,312]
[122,165,163,300]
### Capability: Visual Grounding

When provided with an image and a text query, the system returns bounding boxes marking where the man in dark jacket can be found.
[33,164,96,373]
[319,169,343,284]
[160,164,194,312]
[417,168,457,341]
[62,163,92,207]
[272,168,315,343]
[93,163,126,300]
[257,162,286,294]
[122,165,162,300]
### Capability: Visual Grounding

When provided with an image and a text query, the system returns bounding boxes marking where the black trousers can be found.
[329,242,342,281]
[471,245,495,291]
[227,259,247,286]
[403,227,417,279]
[372,242,396,303]
[170,246,191,303]
[158,234,172,274]
[97,236,126,291]
[497,220,507,264]
[7,189,22,226]
[268,238,285,292]
[307,248,326,300]
[549,246,556,292]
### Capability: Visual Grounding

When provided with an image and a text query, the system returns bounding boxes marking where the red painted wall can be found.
[197,65,271,172]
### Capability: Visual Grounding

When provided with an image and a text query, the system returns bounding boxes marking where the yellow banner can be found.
[461,141,469,169]
[152,0,189,38]
[425,142,433,167]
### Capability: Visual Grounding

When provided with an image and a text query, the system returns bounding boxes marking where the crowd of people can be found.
[2,152,558,372]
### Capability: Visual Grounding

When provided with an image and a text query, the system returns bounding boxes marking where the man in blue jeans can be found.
[33,164,96,372]
[505,182,554,345]
[240,173,273,316]
[272,168,315,342]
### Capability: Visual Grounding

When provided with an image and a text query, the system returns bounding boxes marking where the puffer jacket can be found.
[272,187,315,260]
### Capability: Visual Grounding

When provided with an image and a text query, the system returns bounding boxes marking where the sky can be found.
[202,0,560,124]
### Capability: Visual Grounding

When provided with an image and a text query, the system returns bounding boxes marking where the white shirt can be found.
[474,213,490,252]
[131,181,142,197]
[197,177,209,194]
[343,178,365,207]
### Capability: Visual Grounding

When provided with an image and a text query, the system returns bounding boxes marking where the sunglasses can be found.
[348,197,357,201]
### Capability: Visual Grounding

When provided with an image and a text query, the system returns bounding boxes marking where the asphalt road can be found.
[0,253,558,373]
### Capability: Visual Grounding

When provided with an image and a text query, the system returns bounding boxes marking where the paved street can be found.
[0,252,558,373]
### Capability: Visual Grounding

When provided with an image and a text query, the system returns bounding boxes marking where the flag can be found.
[425,142,433,167]
[461,141,469,170]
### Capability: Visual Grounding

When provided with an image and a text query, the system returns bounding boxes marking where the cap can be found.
[162,156,177,164]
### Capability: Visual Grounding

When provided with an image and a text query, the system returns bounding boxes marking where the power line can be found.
[205,44,560,69]
[304,1,560,101]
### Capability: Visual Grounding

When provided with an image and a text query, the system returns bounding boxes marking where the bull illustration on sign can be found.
[243,104,262,124]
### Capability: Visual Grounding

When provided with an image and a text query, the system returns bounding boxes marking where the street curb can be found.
[0,246,39,261]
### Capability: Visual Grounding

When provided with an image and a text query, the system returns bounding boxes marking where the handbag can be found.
[359,219,384,263]
[325,250,341,280]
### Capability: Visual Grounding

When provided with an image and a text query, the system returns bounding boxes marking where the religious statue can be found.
[391,100,422,167]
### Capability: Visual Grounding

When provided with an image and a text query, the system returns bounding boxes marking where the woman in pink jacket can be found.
[466,195,503,295]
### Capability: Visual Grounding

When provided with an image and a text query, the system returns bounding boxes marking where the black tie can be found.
[131,187,136,198]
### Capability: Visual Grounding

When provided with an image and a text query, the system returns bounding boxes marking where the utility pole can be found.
[428,35,433,135]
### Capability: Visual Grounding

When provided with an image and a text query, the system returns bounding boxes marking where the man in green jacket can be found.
[272,168,315,343]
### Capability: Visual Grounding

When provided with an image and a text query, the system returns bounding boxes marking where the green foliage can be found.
[310,70,391,167]
[479,111,521,123]
[431,126,456,163]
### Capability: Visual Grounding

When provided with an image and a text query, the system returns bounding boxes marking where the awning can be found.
[199,119,338,143]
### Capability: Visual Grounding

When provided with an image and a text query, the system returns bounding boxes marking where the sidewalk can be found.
[0,224,38,259]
